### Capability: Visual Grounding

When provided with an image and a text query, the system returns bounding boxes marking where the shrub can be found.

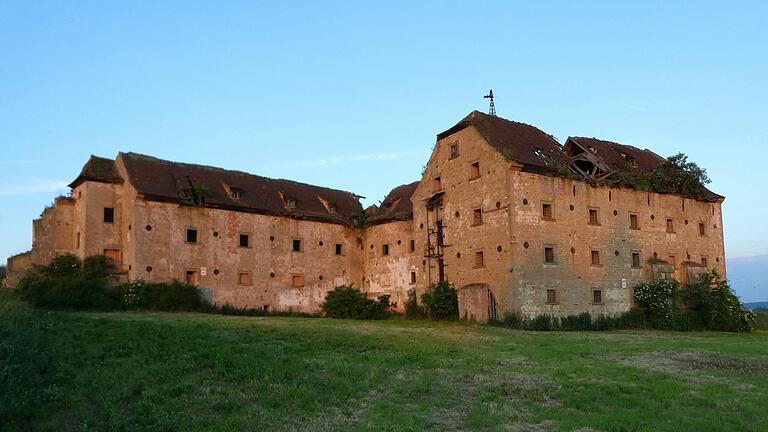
[561,312,592,331]
[529,314,557,331]
[634,279,679,328]
[320,285,390,319]
[404,288,424,319]
[420,280,458,320]
[112,279,205,312]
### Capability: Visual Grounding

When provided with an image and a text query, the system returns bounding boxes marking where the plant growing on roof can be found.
[179,176,211,207]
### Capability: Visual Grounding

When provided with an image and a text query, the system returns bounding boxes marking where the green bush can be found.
[112,279,205,312]
[420,280,458,320]
[529,314,557,331]
[634,279,679,328]
[320,285,391,319]
[561,312,592,331]
[404,288,424,319]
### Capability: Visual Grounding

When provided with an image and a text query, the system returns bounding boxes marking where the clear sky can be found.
[1,1,766,268]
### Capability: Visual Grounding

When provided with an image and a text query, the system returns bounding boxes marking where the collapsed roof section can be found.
[365,181,419,225]
[68,155,124,188]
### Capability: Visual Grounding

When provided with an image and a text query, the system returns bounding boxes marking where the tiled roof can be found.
[366,181,419,225]
[68,155,124,188]
[119,152,363,225]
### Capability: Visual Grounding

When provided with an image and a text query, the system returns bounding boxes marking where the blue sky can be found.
[1,2,766,283]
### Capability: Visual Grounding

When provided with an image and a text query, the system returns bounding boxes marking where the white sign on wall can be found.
[621,278,627,289]
[200,267,207,276]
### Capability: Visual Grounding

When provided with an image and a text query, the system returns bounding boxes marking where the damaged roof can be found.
[366,181,419,225]
[437,110,569,171]
[565,137,666,174]
[118,152,363,225]
[69,155,124,188]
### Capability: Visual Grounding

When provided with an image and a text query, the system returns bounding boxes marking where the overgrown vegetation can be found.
[320,285,391,319]
[603,152,713,198]
[420,280,459,320]
[491,309,648,331]
[0,264,6,286]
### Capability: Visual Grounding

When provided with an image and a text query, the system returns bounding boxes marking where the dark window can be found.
[701,257,708,267]
[239,234,249,248]
[286,198,296,209]
[546,289,557,304]
[591,250,601,266]
[473,208,483,226]
[409,239,415,252]
[103,207,114,223]
[632,252,641,268]
[699,223,706,236]
[666,218,675,233]
[292,239,301,252]
[630,214,639,230]
[410,271,417,284]
[470,161,480,179]
[589,209,599,225]
[450,142,459,158]
[335,243,342,255]
[593,289,603,304]
[474,251,484,268]
[544,247,555,263]
[185,270,198,285]
[542,204,553,220]
[382,244,389,256]
[186,229,198,243]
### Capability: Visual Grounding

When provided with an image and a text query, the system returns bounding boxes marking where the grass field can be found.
[2,295,767,431]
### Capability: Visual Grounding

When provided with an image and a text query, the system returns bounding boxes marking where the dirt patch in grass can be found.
[624,351,768,374]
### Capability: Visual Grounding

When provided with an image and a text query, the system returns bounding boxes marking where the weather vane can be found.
[484,89,496,116]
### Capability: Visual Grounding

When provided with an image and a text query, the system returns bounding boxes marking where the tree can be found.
[0,264,6,285]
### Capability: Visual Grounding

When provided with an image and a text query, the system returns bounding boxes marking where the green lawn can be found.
[2,297,767,431]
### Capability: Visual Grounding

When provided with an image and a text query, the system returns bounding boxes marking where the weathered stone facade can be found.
[7,111,726,320]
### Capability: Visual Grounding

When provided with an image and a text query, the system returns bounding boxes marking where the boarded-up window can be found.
[668,255,676,268]
[630,214,639,230]
[474,251,484,268]
[186,228,198,243]
[470,161,480,179]
[104,249,121,265]
[103,207,114,223]
[382,244,389,256]
[666,218,675,233]
[238,272,252,286]
[450,142,459,158]
[591,250,601,266]
[239,234,249,248]
[546,289,557,304]
[544,247,555,263]
[542,203,553,220]
[593,289,603,304]
[433,176,442,191]
[292,274,304,287]
[632,252,641,268]
[699,223,706,236]
[185,270,199,285]
[292,239,302,252]
[473,208,483,226]
[335,243,343,255]
[589,209,599,225]
[410,271,416,284]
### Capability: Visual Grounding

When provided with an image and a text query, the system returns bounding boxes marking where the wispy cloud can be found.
[622,103,648,112]
[0,178,69,196]
[290,151,423,167]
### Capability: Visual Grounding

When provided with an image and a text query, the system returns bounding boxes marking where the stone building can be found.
[6,111,725,320]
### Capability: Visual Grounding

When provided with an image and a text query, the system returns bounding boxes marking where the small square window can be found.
[292,274,304,287]
[473,208,483,226]
[292,239,302,252]
[470,161,480,179]
[630,214,639,230]
[701,257,708,267]
[239,234,250,248]
[409,239,415,252]
[666,218,675,233]
[544,247,555,263]
[546,289,557,304]
[185,270,199,285]
[450,142,459,158]
[592,289,603,304]
[668,255,676,268]
[699,223,706,236]
[335,243,343,255]
[632,252,641,268]
[410,271,417,284]
[103,207,114,223]
[542,203,553,220]
[589,209,599,225]
[238,272,252,286]
[186,228,198,244]
[382,244,390,256]
[474,251,484,268]
[591,250,601,266]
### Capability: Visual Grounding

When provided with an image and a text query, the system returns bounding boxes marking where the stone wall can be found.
[362,220,418,311]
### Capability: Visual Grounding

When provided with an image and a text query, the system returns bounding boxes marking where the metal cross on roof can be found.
[484,89,496,116]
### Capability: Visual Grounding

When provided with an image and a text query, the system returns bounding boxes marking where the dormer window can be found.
[328,203,337,213]
[229,188,242,200]
[286,198,296,209]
